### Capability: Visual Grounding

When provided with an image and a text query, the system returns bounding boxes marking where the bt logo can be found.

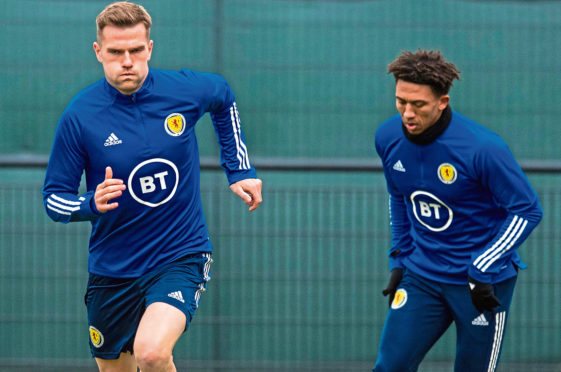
[139,171,169,194]
[410,191,453,232]
[128,158,179,207]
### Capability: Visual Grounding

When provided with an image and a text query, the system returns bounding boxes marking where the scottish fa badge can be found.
[89,326,104,348]
[164,113,186,136]
[391,289,408,310]
[438,163,457,184]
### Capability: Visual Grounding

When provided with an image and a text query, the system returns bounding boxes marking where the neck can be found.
[402,106,452,145]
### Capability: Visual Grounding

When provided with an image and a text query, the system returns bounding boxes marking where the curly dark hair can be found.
[387,50,461,96]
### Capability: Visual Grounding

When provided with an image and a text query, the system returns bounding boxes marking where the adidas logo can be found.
[104,133,123,147]
[472,314,489,326]
[168,291,185,303]
[393,160,406,172]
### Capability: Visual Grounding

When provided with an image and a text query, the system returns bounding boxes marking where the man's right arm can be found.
[42,112,100,223]
[374,122,414,269]
[375,128,413,305]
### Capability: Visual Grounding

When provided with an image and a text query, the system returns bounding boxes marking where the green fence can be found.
[1,0,561,160]
[0,169,559,371]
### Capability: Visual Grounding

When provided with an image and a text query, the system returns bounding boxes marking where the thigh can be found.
[374,270,453,372]
[446,276,517,372]
[134,302,186,358]
[142,253,213,329]
[85,274,144,359]
[133,253,213,359]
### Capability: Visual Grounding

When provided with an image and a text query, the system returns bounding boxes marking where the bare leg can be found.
[133,302,186,372]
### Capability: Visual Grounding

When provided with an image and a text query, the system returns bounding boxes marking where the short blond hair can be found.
[96,1,152,43]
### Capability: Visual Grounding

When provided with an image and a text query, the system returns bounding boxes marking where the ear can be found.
[438,95,450,111]
[93,42,103,63]
[146,40,154,62]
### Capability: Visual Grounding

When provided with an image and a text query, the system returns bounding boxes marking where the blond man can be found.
[42,2,262,371]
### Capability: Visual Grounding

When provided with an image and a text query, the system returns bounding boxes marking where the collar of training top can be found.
[103,69,154,102]
[402,105,452,146]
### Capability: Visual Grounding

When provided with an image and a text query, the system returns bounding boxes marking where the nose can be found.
[403,103,415,120]
[122,51,133,67]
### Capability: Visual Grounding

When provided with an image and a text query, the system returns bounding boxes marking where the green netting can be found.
[1,0,560,159]
[0,170,559,371]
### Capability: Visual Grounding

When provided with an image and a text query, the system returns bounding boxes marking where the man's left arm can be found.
[207,74,262,211]
[468,141,543,283]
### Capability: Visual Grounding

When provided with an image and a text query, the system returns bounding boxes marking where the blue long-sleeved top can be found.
[42,68,257,278]
[375,109,542,285]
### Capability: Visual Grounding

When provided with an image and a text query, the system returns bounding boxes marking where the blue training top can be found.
[42,68,257,278]
[375,110,542,285]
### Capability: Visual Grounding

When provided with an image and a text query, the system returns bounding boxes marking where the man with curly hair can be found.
[373,49,542,372]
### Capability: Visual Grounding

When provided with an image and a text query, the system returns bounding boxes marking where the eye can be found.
[414,102,425,108]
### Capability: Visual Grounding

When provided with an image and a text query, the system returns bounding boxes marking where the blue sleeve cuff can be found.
[467,265,493,283]
[88,191,101,216]
[226,168,258,185]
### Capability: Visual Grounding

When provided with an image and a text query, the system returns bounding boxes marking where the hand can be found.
[382,268,403,307]
[468,276,501,313]
[229,178,263,211]
[95,166,126,213]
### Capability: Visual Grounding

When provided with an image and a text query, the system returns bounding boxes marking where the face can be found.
[93,23,153,95]
[395,80,449,135]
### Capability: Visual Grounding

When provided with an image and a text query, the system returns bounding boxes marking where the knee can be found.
[134,343,173,371]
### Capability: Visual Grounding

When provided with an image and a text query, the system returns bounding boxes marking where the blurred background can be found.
[1,0,560,371]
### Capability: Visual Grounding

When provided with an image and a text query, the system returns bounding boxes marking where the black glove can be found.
[382,268,403,307]
[468,276,501,313]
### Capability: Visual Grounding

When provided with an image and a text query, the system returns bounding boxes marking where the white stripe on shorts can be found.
[202,253,213,281]
[194,253,213,307]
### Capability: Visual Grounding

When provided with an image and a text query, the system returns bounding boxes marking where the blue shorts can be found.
[84,252,213,359]
[373,269,517,372]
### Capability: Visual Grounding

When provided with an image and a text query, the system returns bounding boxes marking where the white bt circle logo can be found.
[410,190,453,232]
[127,158,179,207]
